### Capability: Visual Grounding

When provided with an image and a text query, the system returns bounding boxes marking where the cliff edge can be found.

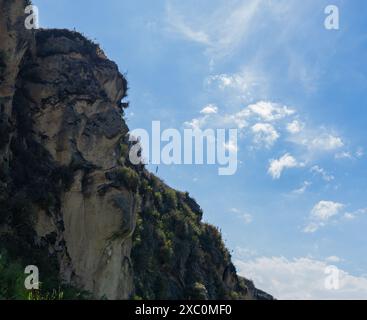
[0,0,272,300]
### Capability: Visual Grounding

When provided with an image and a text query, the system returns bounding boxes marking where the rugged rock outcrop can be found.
[0,0,272,300]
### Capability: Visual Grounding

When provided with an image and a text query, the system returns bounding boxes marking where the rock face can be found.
[21,29,136,299]
[0,0,272,300]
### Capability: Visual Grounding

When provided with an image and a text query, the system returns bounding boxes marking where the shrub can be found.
[0,250,28,300]
[119,143,129,164]
[190,282,208,300]
[154,192,163,209]
[115,167,139,192]
[150,175,162,191]
[28,288,64,300]
[139,179,153,195]
[0,248,90,300]
[163,189,178,209]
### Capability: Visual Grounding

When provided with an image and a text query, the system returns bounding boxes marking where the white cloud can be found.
[356,147,364,158]
[335,152,353,160]
[184,100,293,134]
[166,0,262,58]
[235,256,367,300]
[252,123,279,148]
[211,74,234,88]
[303,223,320,234]
[293,181,312,195]
[287,120,304,134]
[287,129,346,158]
[326,256,342,263]
[184,115,210,130]
[343,208,367,220]
[344,212,356,220]
[248,101,295,122]
[303,203,367,232]
[268,153,300,179]
[207,73,251,90]
[310,134,344,151]
[206,69,267,101]
[311,201,344,221]
[230,208,253,225]
[200,104,218,115]
[165,4,210,45]
[304,201,344,233]
[241,214,253,224]
[335,148,365,160]
[310,165,334,182]
[234,246,258,260]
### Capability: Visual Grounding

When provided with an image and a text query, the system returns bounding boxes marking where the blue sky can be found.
[32,0,367,299]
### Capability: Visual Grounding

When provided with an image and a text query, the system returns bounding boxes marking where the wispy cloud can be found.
[356,147,364,158]
[293,181,312,195]
[205,69,267,102]
[235,255,367,300]
[310,134,344,151]
[343,208,367,221]
[326,256,342,263]
[165,0,327,92]
[165,3,211,45]
[252,123,279,148]
[335,151,353,160]
[230,208,253,225]
[310,165,335,182]
[304,201,344,233]
[287,120,304,134]
[184,101,294,132]
[335,147,365,160]
[288,129,345,158]
[200,104,218,115]
[165,0,262,58]
[248,101,295,122]
[268,153,301,180]
[303,201,367,233]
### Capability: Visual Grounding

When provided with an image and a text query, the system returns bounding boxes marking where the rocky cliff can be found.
[0,0,272,300]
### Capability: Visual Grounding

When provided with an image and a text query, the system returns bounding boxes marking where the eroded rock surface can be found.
[0,0,272,300]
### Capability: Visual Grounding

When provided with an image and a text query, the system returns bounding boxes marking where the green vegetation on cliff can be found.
[131,174,247,300]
